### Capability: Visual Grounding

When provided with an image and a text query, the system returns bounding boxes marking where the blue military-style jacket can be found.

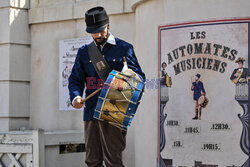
[68,35,145,121]
[191,81,206,101]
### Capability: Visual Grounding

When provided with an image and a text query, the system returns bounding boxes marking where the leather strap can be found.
[88,42,112,81]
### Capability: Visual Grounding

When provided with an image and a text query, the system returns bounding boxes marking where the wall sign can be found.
[158,19,250,167]
[59,37,92,111]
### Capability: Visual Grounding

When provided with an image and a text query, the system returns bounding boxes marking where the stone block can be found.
[10,0,29,9]
[124,0,134,13]
[109,14,136,45]
[0,118,10,131]
[9,81,30,117]
[9,44,30,81]
[0,81,29,118]
[0,45,10,80]
[0,0,9,8]
[0,8,10,43]
[45,145,85,167]
[0,7,30,44]
[97,0,124,15]
[38,0,75,7]
[0,0,29,9]
[0,44,30,81]
[30,0,130,23]
[30,0,39,8]
[73,0,97,19]
[9,8,30,44]
[0,117,29,131]
[43,3,73,22]
[0,82,10,117]
[129,0,146,10]
[9,117,29,131]
[29,7,44,24]
[75,19,89,37]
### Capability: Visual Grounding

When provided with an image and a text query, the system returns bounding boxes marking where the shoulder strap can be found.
[88,42,112,81]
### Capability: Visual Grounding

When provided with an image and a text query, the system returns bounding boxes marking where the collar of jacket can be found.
[106,32,116,45]
[92,32,116,47]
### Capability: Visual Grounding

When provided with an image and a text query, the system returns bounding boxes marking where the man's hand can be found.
[73,97,85,109]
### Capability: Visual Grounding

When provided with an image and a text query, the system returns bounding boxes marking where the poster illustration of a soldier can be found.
[230,57,250,83]
[191,74,207,120]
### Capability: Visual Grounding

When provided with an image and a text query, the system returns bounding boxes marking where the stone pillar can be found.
[0,0,30,131]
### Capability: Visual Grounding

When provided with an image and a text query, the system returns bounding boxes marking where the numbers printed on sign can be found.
[211,123,231,130]
[166,120,180,126]
[202,143,221,151]
[172,140,183,148]
[184,127,200,134]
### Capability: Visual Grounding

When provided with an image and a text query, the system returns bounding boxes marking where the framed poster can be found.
[158,18,250,167]
[59,37,92,111]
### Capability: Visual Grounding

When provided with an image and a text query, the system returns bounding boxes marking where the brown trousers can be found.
[84,120,126,167]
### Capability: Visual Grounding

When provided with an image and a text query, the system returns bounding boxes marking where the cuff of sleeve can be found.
[72,96,81,106]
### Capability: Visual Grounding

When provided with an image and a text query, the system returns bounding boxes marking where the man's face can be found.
[195,76,199,81]
[162,64,167,69]
[238,62,243,68]
[91,25,109,45]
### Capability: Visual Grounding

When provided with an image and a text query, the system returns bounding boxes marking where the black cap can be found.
[235,57,245,64]
[196,74,201,79]
[85,7,109,33]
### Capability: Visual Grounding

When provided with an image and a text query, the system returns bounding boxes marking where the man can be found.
[161,62,167,77]
[160,62,167,85]
[230,57,249,83]
[68,6,145,167]
[191,74,206,120]
[160,62,169,102]
[160,62,172,87]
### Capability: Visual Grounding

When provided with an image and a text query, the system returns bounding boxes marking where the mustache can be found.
[93,35,108,45]
[95,37,102,40]
[94,36,106,40]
